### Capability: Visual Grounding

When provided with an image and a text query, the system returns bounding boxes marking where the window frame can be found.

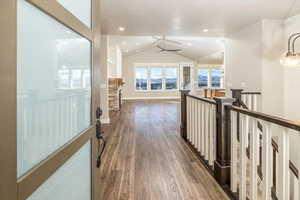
[195,66,224,90]
[135,66,149,91]
[134,63,180,92]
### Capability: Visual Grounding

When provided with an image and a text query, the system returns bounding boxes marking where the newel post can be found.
[231,89,243,106]
[180,90,190,141]
[214,97,235,186]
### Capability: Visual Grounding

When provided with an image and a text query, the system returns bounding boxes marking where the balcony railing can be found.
[180,89,300,200]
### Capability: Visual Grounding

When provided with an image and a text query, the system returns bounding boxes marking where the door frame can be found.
[0,0,101,199]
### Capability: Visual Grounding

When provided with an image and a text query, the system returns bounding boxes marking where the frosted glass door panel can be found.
[57,0,91,28]
[27,141,91,200]
[17,0,91,177]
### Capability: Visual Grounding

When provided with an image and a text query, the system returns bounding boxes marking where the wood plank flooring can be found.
[99,100,229,200]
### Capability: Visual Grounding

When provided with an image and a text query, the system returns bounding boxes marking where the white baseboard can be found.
[123,96,180,100]
[101,118,110,124]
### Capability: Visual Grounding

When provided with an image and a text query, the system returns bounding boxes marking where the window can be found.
[135,68,148,90]
[197,69,209,88]
[211,69,222,88]
[196,68,224,89]
[150,68,163,90]
[134,64,180,91]
[165,68,177,90]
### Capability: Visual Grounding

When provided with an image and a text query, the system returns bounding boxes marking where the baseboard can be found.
[101,118,110,124]
[123,96,180,100]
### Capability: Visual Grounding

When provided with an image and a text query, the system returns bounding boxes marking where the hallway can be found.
[99,100,229,200]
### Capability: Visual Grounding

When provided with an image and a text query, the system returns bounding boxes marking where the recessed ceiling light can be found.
[187,42,192,46]
[203,29,209,32]
[118,27,125,31]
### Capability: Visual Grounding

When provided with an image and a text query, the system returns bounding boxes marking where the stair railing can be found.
[180,89,300,200]
[230,89,300,200]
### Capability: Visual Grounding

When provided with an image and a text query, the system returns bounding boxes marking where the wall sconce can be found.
[280,33,300,66]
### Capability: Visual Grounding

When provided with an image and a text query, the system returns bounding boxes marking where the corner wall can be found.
[225,20,285,117]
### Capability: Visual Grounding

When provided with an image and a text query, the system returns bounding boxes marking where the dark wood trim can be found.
[180,90,190,140]
[230,106,300,132]
[186,93,217,105]
[213,98,235,186]
[241,92,262,95]
[17,129,94,200]
[0,0,18,199]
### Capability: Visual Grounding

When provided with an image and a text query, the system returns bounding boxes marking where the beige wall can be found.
[225,20,285,116]
[284,14,300,122]
[100,36,109,123]
[122,51,193,99]
[225,22,263,93]
[108,39,122,78]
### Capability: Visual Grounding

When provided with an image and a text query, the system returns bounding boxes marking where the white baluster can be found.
[231,111,238,193]
[195,100,199,151]
[213,105,217,163]
[198,101,202,153]
[192,100,195,147]
[197,101,201,152]
[189,97,192,142]
[248,94,252,110]
[262,122,272,200]
[278,128,290,200]
[253,95,258,112]
[250,118,258,199]
[187,97,190,141]
[293,176,299,200]
[240,114,248,200]
[201,101,205,156]
[208,104,214,166]
[205,103,209,160]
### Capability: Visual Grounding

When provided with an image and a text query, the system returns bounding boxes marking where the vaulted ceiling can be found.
[109,36,224,63]
[101,0,299,36]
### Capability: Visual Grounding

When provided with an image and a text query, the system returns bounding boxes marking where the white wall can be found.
[225,22,263,93]
[284,14,300,122]
[122,51,193,99]
[261,20,285,116]
[225,20,285,116]
[108,39,122,78]
[99,36,109,123]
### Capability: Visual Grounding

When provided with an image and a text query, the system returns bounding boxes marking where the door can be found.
[0,0,101,199]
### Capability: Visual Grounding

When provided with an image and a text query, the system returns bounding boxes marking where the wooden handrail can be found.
[229,106,300,132]
[241,92,262,95]
[230,105,299,179]
[186,94,217,105]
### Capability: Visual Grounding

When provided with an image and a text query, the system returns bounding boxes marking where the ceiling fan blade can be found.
[167,49,183,52]
[164,39,182,45]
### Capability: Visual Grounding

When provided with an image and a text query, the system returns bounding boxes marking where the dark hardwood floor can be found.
[99,100,229,200]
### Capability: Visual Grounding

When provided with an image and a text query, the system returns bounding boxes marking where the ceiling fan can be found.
[152,36,183,52]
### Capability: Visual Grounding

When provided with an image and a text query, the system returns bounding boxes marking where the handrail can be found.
[229,106,300,132]
[241,92,262,95]
[186,94,217,105]
[230,105,300,179]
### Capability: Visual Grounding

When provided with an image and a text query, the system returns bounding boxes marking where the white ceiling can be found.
[101,0,299,36]
[109,36,224,62]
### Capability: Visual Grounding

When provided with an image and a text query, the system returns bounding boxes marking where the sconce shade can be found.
[280,52,300,67]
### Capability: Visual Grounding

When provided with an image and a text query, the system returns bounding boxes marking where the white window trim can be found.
[134,63,180,92]
[195,68,225,90]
